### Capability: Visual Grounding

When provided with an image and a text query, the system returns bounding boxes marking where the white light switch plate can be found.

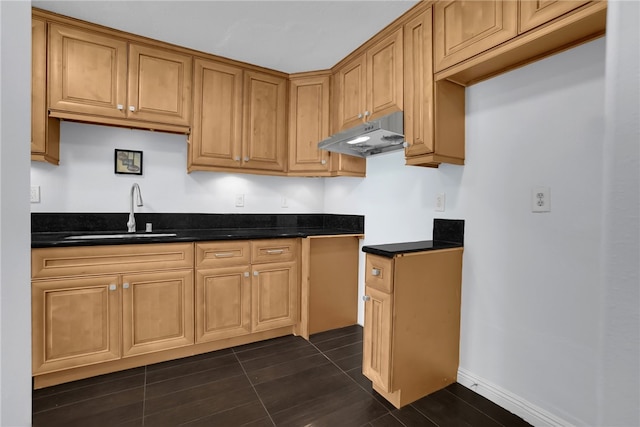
[435,193,445,212]
[30,186,41,203]
[235,194,245,207]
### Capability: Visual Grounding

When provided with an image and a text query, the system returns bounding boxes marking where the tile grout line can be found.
[141,365,147,426]
[231,347,277,427]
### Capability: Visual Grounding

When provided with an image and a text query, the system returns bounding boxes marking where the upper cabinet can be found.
[519,1,591,33]
[434,1,518,73]
[189,64,287,173]
[47,23,192,133]
[403,7,465,167]
[31,17,59,165]
[333,28,403,133]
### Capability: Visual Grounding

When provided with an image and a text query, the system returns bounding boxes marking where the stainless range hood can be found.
[318,111,405,158]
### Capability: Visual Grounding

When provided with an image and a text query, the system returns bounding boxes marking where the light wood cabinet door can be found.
[121,270,194,357]
[32,275,121,374]
[434,0,518,72]
[48,23,128,118]
[127,43,192,126]
[404,8,435,157]
[32,17,60,165]
[288,74,331,174]
[190,58,243,169]
[519,0,590,33]
[243,70,287,171]
[195,266,251,343]
[251,261,298,332]
[334,54,367,132]
[366,27,403,122]
[362,286,393,393]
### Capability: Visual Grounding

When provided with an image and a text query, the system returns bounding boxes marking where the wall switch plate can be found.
[435,193,445,212]
[532,187,550,212]
[235,194,245,207]
[30,186,41,203]
[281,197,289,208]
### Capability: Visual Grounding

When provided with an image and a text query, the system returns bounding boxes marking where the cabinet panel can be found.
[520,0,590,33]
[190,58,243,168]
[32,276,121,374]
[48,23,128,118]
[32,17,60,165]
[251,261,298,332]
[196,241,251,269]
[122,270,194,357]
[127,44,192,126]
[334,54,366,132]
[362,286,393,392]
[243,70,287,171]
[434,0,518,72]
[404,8,434,157]
[367,28,403,121]
[288,74,331,173]
[196,266,251,343]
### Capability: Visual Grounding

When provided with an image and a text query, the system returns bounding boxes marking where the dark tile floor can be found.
[32,325,531,426]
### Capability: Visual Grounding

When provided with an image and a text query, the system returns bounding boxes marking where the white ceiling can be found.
[32,1,420,74]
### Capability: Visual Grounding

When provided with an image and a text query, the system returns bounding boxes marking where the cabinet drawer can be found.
[196,241,251,268]
[365,254,394,293]
[251,239,298,264]
[32,243,194,279]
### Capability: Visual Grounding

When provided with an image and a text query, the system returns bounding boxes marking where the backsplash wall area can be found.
[30,121,325,214]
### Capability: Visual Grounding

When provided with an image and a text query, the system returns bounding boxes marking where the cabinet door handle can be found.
[244,157,249,162]
[321,159,327,165]
[266,249,284,255]
[371,268,381,277]
[129,105,136,112]
[214,252,234,258]
[234,156,241,162]
[253,271,259,276]
[364,111,370,117]
[123,283,130,289]
[362,295,371,302]
[117,104,124,111]
[244,272,250,278]
[109,284,117,291]
[358,113,363,119]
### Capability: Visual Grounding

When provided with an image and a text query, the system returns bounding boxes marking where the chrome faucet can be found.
[127,183,143,232]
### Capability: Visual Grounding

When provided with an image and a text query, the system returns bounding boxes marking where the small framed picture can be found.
[114,149,143,175]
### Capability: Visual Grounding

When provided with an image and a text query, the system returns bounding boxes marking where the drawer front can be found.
[251,238,298,264]
[365,254,394,293]
[196,241,251,268]
[32,243,194,279]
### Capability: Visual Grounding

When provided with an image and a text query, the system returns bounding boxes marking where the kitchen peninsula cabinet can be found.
[31,17,60,165]
[47,22,192,132]
[362,247,463,408]
[195,239,298,343]
[403,7,465,167]
[31,243,194,383]
[333,27,403,132]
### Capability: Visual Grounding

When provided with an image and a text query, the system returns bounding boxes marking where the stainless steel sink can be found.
[64,233,177,240]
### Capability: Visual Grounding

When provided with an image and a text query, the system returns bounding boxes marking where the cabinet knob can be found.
[364,111,370,117]
[321,159,327,165]
[244,157,249,162]
[117,104,124,111]
[371,268,381,277]
[253,271,259,276]
[358,113,363,119]
[109,284,117,291]
[123,283,130,289]
[129,105,136,112]
[362,295,371,302]
[234,156,241,162]
[244,272,250,278]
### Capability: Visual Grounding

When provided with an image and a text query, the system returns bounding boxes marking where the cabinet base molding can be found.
[49,111,191,135]
[33,326,294,389]
[405,154,465,168]
[372,377,457,409]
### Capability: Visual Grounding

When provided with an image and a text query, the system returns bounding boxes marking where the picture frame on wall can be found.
[114,149,143,175]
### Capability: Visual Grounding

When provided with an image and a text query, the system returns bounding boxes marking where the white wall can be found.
[0,1,32,425]
[31,122,326,214]
[326,37,606,426]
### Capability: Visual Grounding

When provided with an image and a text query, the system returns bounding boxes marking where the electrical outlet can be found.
[435,193,445,212]
[281,197,289,208]
[235,194,245,207]
[30,186,41,203]
[532,187,550,212]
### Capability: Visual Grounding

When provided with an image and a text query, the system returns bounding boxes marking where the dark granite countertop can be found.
[362,240,462,258]
[32,213,364,248]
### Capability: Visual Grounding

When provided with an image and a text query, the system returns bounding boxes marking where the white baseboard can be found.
[457,368,573,427]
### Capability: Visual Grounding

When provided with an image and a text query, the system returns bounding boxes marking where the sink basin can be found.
[64,233,177,240]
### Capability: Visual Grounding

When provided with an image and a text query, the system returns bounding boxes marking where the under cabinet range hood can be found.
[318,111,405,158]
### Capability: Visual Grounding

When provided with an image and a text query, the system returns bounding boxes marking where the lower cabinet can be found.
[362,248,463,408]
[31,243,195,375]
[195,238,299,343]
